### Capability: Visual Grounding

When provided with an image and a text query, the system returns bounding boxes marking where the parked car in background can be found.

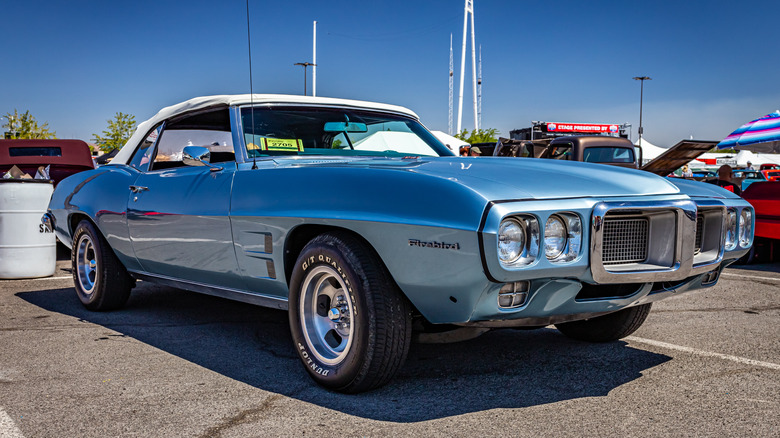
[734,170,767,191]
[0,139,94,185]
[492,136,640,168]
[690,168,718,180]
[47,94,754,393]
[760,169,780,182]
[740,181,780,262]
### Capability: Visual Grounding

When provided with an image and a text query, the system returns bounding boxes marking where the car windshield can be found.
[241,106,449,158]
[582,147,634,163]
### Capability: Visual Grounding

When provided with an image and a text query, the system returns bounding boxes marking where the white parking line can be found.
[722,272,780,283]
[33,276,71,282]
[627,336,780,371]
[0,276,71,283]
[0,407,25,438]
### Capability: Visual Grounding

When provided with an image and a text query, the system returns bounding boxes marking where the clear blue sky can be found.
[1,0,778,147]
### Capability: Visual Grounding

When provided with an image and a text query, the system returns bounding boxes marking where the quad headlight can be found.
[739,208,753,249]
[498,216,540,266]
[498,219,525,264]
[725,209,738,251]
[544,215,567,259]
[498,212,581,267]
[545,213,582,263]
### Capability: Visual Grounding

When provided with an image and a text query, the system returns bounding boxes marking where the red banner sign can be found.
[546,123,620,134]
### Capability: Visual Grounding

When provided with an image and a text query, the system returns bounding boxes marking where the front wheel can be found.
[72,220,132,311]
[554,303,652,342]
[288,232,411,393]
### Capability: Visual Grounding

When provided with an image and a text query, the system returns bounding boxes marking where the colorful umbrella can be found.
[717,111,780,152]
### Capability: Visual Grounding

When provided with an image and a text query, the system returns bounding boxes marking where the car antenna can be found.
[246,0,258,170]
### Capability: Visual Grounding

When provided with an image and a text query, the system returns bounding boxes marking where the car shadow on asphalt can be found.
[19,282,671,422]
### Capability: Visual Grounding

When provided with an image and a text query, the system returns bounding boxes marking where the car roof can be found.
[112,94,420,165]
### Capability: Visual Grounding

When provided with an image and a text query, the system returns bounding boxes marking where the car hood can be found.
[665,177,742,199]
[288,156,680,200]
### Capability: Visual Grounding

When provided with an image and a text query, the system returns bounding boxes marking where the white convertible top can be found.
[111,94,419,165]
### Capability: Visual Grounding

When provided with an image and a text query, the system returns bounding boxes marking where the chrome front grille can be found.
[694,214,704,255]
[591,199,700,284]
[602,217,649,265]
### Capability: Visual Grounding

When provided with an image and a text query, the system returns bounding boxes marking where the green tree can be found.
[92,112,136,152]
[2,109,56,139]
[454,127,499,144]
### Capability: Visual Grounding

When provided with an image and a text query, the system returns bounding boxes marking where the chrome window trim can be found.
[591,200,697,283]
[233,103,430,163]
[128,121,166,172]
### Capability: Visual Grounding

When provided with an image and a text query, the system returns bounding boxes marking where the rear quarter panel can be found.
[49,166,141,271]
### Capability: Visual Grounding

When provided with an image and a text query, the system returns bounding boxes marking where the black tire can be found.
[72,220,132,311]
[735,245,756,265]
[288,232,412,393]
[554,303,652,342]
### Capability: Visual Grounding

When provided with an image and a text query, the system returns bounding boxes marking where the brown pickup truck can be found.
[494,135,640,168]
[0,139,94,185]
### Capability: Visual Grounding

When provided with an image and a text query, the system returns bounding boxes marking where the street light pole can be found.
[294,62,316,96]
[633,76,651,146]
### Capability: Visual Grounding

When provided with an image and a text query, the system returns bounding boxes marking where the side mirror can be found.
[182,146,222,172]
[182,146,211,166]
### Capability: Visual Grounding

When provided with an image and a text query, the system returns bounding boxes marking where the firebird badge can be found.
[408,239,460,250]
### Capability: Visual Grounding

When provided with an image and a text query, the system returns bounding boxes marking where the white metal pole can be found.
[457,0,469,134]
[448,34,454,136]
[478,45,482,129]
[470,1,478,130]
[313,21,317,97]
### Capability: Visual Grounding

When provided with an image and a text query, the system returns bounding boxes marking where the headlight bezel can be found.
[498,218,526,264]
[725,208,738,251]
[544,214,568,260]
[739,208,753,249]
[497,215,540,267]
[548,212,583,263]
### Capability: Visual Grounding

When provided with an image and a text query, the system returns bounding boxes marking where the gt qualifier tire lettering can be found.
[288,232,412,393]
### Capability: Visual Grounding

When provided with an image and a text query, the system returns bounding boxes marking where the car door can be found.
[126,109,244,290]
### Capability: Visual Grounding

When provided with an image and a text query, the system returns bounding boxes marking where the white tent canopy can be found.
[733,150,780,167]
[431,130,469,155]
[634,138,668,161]
[634,138,669,164]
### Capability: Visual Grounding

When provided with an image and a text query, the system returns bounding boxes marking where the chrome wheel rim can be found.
[299,265,355,365]
[76,234,97,295]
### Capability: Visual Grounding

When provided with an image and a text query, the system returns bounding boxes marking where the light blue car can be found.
[47,95,754,393]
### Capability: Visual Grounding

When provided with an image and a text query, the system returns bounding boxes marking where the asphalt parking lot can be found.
[1,253,778,437]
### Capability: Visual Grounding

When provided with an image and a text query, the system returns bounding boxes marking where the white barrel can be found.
[0,180,56,279]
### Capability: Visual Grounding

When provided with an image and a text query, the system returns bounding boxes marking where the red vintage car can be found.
[0,139,94,185]
[740,181,780,261]
[759,169,780,182]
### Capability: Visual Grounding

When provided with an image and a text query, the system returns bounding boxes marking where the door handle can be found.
[129,185,149,193]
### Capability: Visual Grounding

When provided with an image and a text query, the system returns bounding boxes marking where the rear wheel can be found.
[72,220,132,311]
[555,303,652,342]
[288,232,411,393]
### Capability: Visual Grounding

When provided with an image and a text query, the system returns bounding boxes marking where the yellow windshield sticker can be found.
[262,138,304,152]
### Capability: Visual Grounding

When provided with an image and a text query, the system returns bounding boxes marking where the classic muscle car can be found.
[47,95,754,393]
